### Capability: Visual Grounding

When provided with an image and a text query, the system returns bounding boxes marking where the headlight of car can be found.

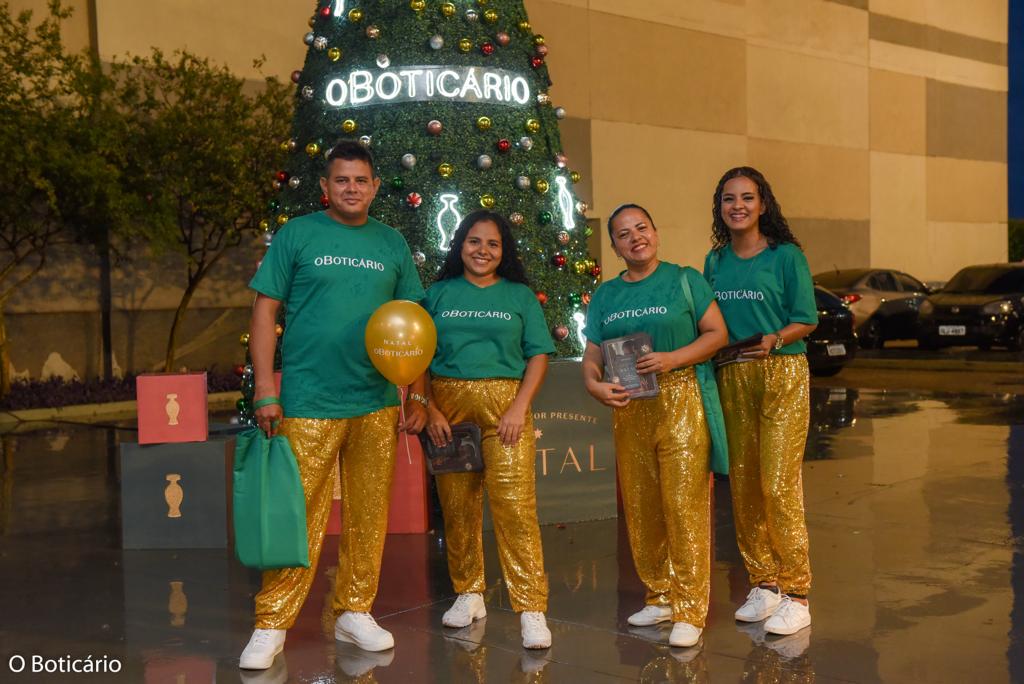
[980,300,1013,315]
[918,300,934,316]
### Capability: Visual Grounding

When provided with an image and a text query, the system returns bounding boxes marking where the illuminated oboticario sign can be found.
[325,66,532,108]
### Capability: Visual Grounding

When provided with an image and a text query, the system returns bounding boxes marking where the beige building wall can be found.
[5,0,1009,378]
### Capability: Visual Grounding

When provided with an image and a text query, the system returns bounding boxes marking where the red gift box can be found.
[136,372,209,444]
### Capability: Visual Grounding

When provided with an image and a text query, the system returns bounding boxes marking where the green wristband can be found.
[253,396,280,410]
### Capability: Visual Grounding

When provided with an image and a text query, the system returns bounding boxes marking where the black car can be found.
[917,264,1024,351]
[807,286,857,377]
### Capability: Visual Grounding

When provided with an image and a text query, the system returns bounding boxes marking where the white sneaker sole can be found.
[239,643,283,670]
[334,626,395,652]
[627,612,672,627]
[442,604,487,628]
[522,634,552,650]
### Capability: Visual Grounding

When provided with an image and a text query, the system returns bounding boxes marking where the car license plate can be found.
[939,325,966,336]
[826,344,846,357]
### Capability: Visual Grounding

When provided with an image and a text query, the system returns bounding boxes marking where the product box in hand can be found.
[712,334,765,369]
[418,422,484,475]
[136,372,209,444]
[601,332,659,398]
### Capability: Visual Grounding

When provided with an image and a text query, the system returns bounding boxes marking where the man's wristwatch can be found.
[774,332,785,350]
[408,392,429,407]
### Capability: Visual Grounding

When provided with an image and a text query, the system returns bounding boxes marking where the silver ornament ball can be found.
[554,107,567,119]
[537,92,551,105]
[413,251,426,266]
[515,175,531,190]
[304,32,315,45]
[518,136,534,151]
[288,176,301,189]
[301,85,314,100]
[359,135,372,147]
[401,153,417,170]
[465,8,479,21]
[376,53,390,68]
[313,36,328,50]
[429,34,444,50]
[477,154,493,170]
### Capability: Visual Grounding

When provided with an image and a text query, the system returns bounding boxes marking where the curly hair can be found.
[435,210,529,285]
[710,166,802,251]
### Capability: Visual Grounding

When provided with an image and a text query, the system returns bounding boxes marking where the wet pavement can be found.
[0,386,1022,682]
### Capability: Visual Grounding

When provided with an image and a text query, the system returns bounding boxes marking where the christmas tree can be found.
[240,0,598,423]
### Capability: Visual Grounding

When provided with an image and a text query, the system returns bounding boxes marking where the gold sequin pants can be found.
[254,408,398,629]
[718,354,811,595]
[613,368,711,626]
[431,377,548,613]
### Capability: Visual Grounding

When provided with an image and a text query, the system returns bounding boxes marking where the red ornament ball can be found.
[536,291,548,305]
[582,292,592,305]
[531,56,544,69]
[319,6,331,18]
[320,194,330,207]
[290,70,302,83]
[481,42,495,56]
[553,325,570,341]
[552,253,566,268]
[590,264,602,277]
[406,192,423,208]
[427,119,443,135]
[496,31,511,46]
[232,364,246,377]
[275,170,288,182]
[496,138,511,153]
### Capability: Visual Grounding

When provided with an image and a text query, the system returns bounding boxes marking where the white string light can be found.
[573,310,586,349]
[437,194,461,251]
[333,0,345,17]
[555,176,575,231]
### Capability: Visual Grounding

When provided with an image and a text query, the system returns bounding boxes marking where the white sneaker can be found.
[764,597,811,636]
[442,592,487,628]
[734,586,782,622]
[668,622,702,648]
[627,604,672,626]
[520,611,552,649]
[239,628,285,670]
[334,611,395,652]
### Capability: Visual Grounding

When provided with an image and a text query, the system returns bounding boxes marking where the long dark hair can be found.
[435,210,529,285]
[711,166,802,251]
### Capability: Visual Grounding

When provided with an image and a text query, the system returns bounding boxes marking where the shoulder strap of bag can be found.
[679,267,699,339]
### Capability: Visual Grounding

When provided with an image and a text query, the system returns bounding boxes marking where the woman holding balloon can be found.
[416,210,555,650]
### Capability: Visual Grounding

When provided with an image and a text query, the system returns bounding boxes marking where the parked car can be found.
[917,263,1024,351]
[807,286,857,377]
[812,268,931,349]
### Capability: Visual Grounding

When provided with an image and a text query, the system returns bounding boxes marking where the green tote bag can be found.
[233,428,310,569]
[679,271,730,476]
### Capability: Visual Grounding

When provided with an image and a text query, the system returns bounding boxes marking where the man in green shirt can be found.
[239,141,426,670]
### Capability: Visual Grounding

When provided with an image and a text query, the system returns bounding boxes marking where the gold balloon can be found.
[365,300,437,386]
[348,8,363,22]
[305,141,320,156]
[476,116,492,131]
[410,0,426,12]
[480,194,495,208]
[570,170,582,183]
[483,9,498,23]
[276,214,289,226]
[458,38,473,53]
[440,2,456,17]
[438,162,454,178]
[327,47,342,62]
[534,179,550,193]
[525,118,541,134]
[342,119,358,133]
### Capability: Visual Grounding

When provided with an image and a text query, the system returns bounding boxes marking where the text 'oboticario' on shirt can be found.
[313,255,386,271]
[602,306,668,327]
[715,289,766,302]
[439,310,514,320]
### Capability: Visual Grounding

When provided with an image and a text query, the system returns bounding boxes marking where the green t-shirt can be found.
[702,243,818,355]
[583,262,714,353]
[424,276,555,379]
[249,211,426,418]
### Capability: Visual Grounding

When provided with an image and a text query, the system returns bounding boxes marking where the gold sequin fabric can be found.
[717,354,812,594]
[254,408,398,629]
[612,367,711,626]
[431,377,548,613]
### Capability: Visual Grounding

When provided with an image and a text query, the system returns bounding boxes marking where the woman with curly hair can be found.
[703,167,817,637]
[417,210,554,650]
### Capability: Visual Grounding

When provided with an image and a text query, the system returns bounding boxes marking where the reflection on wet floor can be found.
[0,388,1021,682]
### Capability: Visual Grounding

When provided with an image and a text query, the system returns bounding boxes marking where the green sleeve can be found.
[684,267,715,320]
[583,287,604,345]
[783,246,818,325]
[520,288,556,358]
[393,237,426,303]
[422,282,440,317]
[248,226,293,301]
[702,251,713,280]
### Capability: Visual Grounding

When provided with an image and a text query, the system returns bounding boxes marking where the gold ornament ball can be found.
[441,2,456,17]
[476,116,492,131]
[348,8,363,22]
[438,162,454,178]
[525,118,541,134]
[276,214,289,226]
[240,332,251,345]
[573,261,587,275]
[534,178,550,193]
[259,219,270,231]
[305,141,320,156]
[458,38,473,53]
[570,170,582,183]
[278,140,290,152]
[533,35,546,46]
[480,194,496,208]
[342,119,358,133]
[410,0,426,12]
[327,47,342,62]
[275,324,284,337]
[483,9,498,23]
[518,20,531,31]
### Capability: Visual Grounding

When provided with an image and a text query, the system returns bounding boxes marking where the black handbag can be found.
[419,422,484,475]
